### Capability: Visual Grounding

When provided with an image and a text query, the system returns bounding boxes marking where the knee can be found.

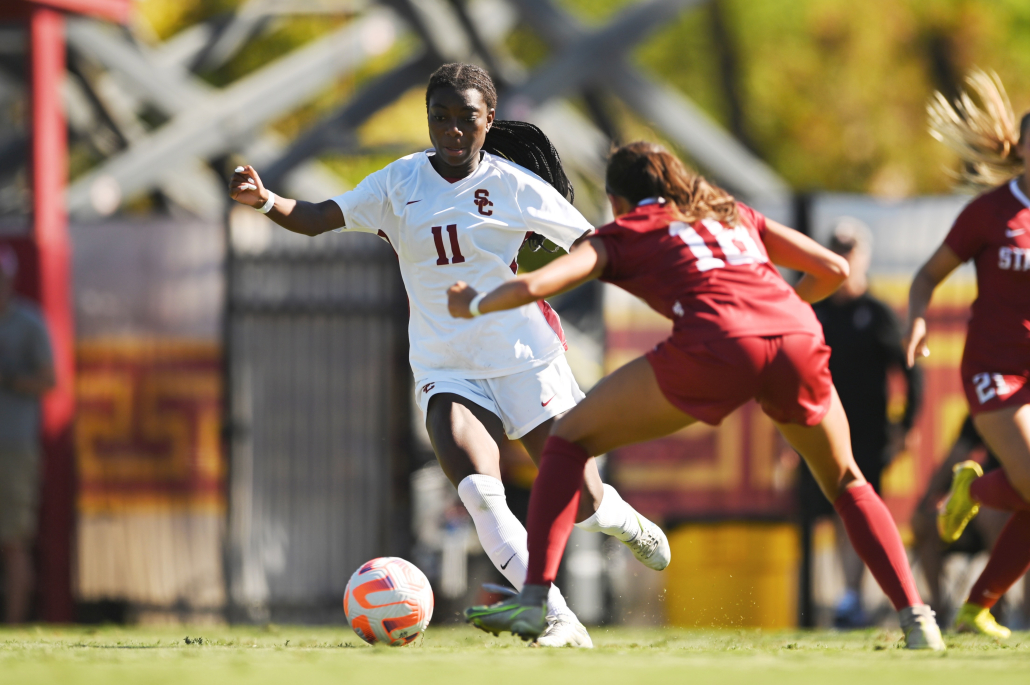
[549,413,589,447]
[831,467,867,501]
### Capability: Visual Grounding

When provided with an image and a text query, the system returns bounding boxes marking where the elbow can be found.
[522,279,549,302]
[830,254,850,282]
[824,254,849,290]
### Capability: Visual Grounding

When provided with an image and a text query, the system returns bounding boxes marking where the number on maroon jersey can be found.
[972,372,1009,405]
[671,219,766,271]
[431,224,465,265]
[669,222,724,271]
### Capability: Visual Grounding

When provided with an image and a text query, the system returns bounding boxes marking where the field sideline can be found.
[1,625,1028,685]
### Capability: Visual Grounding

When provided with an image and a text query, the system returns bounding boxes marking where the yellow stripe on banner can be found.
[78,492,226,515]
[869,274,977,310]
[78,338,220,362]
[918,332,966,367]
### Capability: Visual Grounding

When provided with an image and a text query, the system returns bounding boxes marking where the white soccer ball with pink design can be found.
[343,557,434,646]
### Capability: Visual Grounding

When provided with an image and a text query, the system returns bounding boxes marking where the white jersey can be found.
[331,151,592,384]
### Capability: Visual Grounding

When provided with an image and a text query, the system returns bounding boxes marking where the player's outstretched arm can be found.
[229,164,344,236]
[903,243,962,367]
[762,218,850,303]
[447,237,607,318]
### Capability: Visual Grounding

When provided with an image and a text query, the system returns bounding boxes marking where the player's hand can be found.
[229,164,269,209]
[447,281,477,319]
[902,316,930,368]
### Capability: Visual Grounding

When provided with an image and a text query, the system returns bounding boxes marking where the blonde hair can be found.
[928,69,1029,192]
[606,142,739,225]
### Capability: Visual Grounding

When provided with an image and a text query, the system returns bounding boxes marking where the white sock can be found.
[575,483,640,542]
[457,474,573,618]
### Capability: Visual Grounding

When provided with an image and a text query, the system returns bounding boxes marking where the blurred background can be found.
[1,0,1028,629]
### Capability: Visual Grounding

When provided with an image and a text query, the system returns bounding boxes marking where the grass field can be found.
[1,625,1028,685]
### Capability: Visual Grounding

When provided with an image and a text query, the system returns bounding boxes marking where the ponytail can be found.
[928,69,1028,192]
[606,142,739,225]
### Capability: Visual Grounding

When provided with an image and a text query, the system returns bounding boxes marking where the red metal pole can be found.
[30,4,76,623]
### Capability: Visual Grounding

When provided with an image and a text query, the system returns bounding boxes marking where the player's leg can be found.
[774,390,942,649]
[424,390,581,641]
[492,357,670,570]
[0,450,37,624]
[466,356,694,640]
[519,419,603,522]
[952,403,1030,638]
[521,419,667,567]
[833,452,883,628]
[759,334,940,648]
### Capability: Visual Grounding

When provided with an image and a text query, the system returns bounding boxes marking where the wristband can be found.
[468,292,488,317]
[257,192,276,214]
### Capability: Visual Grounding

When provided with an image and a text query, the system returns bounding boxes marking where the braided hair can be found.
[426,64,575,251]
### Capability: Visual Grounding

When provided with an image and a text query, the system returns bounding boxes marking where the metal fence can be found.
[224,209,412,622]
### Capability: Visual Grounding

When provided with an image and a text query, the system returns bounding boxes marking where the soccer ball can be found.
[343,557,434,646]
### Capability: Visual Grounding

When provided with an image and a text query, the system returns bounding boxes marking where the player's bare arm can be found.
[903,243,962,367]
[762,218,850,303]
[229,164,344,236]
[447,238,607,319]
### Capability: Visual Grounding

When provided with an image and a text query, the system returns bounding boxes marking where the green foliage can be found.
[558,0,1030,194]
[135,0,1030,196]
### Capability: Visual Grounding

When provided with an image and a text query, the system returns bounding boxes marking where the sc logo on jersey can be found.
[474,189,494,216]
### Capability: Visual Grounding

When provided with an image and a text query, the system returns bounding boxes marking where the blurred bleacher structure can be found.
[0,0,1013,628]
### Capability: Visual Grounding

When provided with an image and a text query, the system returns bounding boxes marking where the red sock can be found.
[833,483,922,610]
[525,437,591,586]
[970,469,1030,511]
[967,511,1030,609]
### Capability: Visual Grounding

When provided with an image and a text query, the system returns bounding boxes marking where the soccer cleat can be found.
[954,602,1011,639]
[899,605,946,651]
[937,460,983,543]
[535,614,594,648]
[465,592,547,642]
[833,589,868,629]
[622,515,672,571]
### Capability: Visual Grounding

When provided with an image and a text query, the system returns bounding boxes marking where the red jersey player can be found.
[906,71,1030,639]
[455,141,945,650]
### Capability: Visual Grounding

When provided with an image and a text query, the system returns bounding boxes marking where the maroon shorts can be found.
[646,333,833,426]
[961,361,1030,417]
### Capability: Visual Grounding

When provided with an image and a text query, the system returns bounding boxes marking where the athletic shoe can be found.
[536,614,594,648]
[899,605,946,651]
[465,592,547,642]
[833,589,868,629]
[954,602,1011,639]
[623,515,671,571]
[937,460,983,543]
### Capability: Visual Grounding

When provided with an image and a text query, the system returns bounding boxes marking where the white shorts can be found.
[416,356,585,439]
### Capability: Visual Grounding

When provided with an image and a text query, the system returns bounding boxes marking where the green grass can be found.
[0,625,1028,685]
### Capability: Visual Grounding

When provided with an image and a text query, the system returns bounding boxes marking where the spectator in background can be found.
[799,218,923,627]
[0,246,55,623]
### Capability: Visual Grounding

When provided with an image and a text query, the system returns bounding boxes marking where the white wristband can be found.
[468,292,488,317]
[257,191,276,214]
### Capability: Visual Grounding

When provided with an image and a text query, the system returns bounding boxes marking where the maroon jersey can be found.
[595,202,823,345]
[944,180,1030,370]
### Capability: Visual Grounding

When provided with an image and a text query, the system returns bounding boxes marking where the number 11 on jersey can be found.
[432,224,466,265]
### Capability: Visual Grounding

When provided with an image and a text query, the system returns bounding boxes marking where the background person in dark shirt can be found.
[800,218,923,627]
[0,246,55,623]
